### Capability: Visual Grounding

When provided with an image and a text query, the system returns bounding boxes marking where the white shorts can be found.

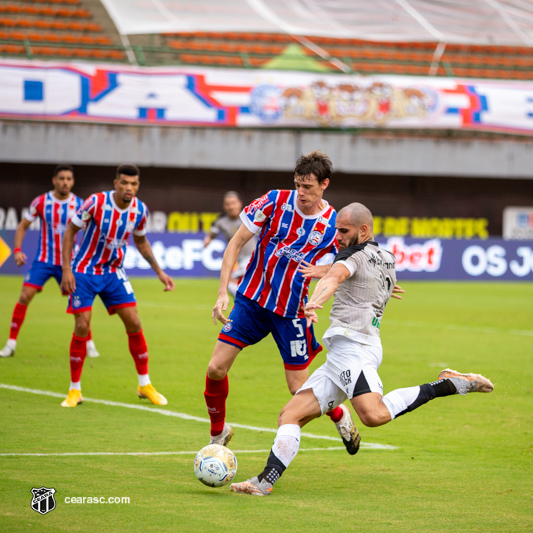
[298,334,384,415]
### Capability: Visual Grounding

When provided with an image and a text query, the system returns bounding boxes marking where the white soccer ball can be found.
[194,444,238,487]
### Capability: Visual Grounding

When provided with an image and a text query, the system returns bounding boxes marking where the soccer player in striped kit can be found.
[0,165,99,358]
[59,164,174,407]
[205,151,360,454]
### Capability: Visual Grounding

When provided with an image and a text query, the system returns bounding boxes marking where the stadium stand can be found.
[0,0,532,80]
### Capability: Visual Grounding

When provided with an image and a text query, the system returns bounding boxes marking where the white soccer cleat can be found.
[209,423,234,447]
[438,369,494,395]
[0,343,15,358]
[335,404,361,455]
[86,341,100,358]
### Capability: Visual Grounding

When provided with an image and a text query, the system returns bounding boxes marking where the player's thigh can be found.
[284,367,310,395]
[67,273,98,314]
[269,314,322,370]
[207,340,241,379]
[115,305,142,333]
[279,388,322,428]
[297,363,348,416]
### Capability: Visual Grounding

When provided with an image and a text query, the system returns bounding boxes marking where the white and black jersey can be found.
[209,213,256,260]
[325,241,396,347]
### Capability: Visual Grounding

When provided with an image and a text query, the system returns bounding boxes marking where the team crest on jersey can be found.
[72,296,81,308]
[31,487,56,515]
[222,322,233,332]
[307,231,324,246]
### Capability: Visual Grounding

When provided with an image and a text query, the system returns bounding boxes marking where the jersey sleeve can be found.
[71,194,97,228]
[24,196,43,222]
[133,203,148,236]
[333,245,366,277]
[240,190,276,234]
[209,215,223,235]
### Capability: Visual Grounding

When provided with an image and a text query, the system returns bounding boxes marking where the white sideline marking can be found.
[0,384,397,450]
[386,319,533,337]
[0,447,347,457]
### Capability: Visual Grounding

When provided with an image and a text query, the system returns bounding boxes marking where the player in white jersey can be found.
[231,202,494,496]
[203,191,256,297]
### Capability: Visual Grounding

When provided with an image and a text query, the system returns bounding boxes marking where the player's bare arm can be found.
[297,260,331,279]
[304,263,351,327]
[212,224,255,325]
[61,222,81,294]
[133,234,175,291]
[13,218,32,266]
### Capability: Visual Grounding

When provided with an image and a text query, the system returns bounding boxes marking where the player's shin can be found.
[9,302,28,341]
[204,374,229,436]
[383,380,457,420]
[127,330,149,379]
[69,333,89,384]
[257,424,301,485]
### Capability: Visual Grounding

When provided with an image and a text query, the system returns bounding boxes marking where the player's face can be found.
[52,170,74,198]
[335,213,359,250]
[223,195,242,219]
[114,174,140,205]
[294,174,329,211]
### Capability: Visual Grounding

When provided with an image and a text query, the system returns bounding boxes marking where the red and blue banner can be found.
[1,59,533,134]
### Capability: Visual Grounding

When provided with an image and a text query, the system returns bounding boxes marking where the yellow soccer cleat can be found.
[137,384,168,406]
[61,389,83,407]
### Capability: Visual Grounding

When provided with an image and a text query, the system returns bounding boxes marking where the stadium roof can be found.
[100,0,533,46]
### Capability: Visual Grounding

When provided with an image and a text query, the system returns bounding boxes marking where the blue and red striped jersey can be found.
[239,189,337,318]
[70,191,148,275]
[24,192,82,266]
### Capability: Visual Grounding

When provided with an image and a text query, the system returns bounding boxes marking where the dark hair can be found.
[53,164,74,176]
[116,164,140,179]
[294,150,332,183]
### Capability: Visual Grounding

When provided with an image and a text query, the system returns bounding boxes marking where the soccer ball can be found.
[194,444,237,488]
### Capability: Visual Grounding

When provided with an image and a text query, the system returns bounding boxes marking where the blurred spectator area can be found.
[0,0,532,80]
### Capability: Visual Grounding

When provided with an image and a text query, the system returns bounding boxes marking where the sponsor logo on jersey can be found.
[275,246,306,262]
[81,210,92,221]
[339,370,352,387]
[296,227,306,236]
[281,203,293,212]
[54,223,66,235]
[105,238,128,251]
[308,230,324,246]
[254,209,266,223]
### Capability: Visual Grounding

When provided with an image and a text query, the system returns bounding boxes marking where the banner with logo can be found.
[1,59,533,134]
[1,231,532,281]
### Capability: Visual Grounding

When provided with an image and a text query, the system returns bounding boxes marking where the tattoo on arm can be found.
[311,285,329,302]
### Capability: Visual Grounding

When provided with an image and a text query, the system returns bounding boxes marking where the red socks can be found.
[127,330,149,375]
[326,406,344,423]
[204,374,229,436]
[9,302,27,340]
[69,333,89,382]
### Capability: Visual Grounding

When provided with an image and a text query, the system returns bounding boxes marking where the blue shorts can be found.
[218,293,322,370]
[67,268,137,315]
[24,261,66,294]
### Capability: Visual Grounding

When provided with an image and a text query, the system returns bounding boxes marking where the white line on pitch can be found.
[0,384,397,450]
[0,448,347,457]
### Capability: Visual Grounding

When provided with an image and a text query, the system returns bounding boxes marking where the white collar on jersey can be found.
[48,192,74,204]
[110,191,136,213]
[294,191,330,220]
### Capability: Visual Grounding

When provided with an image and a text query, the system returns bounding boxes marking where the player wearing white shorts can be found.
[231,202,494,496]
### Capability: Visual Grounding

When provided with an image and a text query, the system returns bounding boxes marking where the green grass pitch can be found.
[0,275,531,532]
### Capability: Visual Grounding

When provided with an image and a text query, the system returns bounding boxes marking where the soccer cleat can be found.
[0,344,15,357]
[230,477,273,496]
[86,341,100,358]
[438,368,494,395]
[137,384,168,406]
[335,404,361,455]
[61,389,83,407]
[209,423,234,447]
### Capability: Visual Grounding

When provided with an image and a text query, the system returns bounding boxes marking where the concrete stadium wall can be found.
[1,121,532,179]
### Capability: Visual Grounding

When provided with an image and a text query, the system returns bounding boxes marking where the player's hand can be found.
[212,294,230,325]
[14,250,27,267]
[304,302,323,327]
[61,270,76,294]
[391,284,405,300]
[159,272,175,291]
[298,261,329,279]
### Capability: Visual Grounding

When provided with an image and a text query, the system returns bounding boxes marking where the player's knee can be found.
[207,361,228,380]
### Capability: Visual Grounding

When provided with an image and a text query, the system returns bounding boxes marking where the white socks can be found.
[383,386,420,420]
[272,424,301,468]
[6,339,16,350]
[138,374,151,387]
[70,381,81,391]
